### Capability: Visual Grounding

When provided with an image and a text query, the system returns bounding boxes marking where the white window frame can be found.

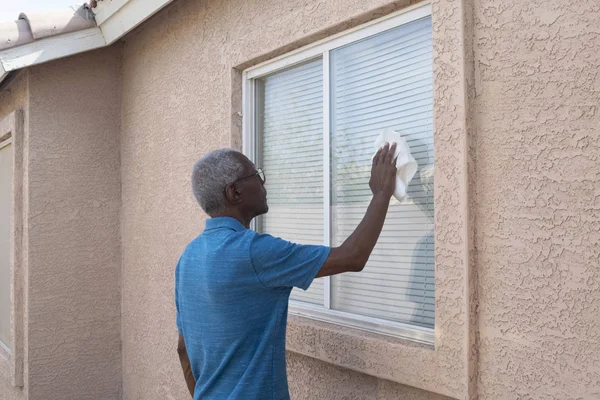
[242,2,434,344]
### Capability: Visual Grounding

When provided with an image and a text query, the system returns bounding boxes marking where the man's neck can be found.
[210,210,252,229]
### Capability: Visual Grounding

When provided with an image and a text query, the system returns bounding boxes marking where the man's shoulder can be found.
[182,228,259,258]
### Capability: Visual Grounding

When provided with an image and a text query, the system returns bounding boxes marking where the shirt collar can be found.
[205,217,247,232]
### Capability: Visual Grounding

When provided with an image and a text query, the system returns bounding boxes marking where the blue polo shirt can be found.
[175,217,330,400]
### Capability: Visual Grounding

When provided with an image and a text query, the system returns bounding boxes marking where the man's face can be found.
[236,156,268,217]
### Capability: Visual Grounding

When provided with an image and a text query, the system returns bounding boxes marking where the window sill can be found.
[289,303,435,344]
[286,314,452,396]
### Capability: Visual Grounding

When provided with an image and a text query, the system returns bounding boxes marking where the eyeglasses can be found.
[230,168,266,186]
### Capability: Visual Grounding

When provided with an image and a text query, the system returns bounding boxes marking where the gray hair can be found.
[191,149,246,215]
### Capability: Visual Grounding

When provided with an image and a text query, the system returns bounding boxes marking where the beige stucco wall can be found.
[119,0,600,398]
[287,352,450,400]
[19,47,122,399]
[119,0,462,398]
[24,47,123,399]
[0,74,28,121]
[473,1,600,399]
[1,0,597,399]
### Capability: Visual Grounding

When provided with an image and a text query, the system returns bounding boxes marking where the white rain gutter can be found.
[0,0,175,83]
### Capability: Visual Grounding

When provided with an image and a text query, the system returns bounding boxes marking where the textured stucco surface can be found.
[0,0,596,399]
[0,74,28,120]
[119,0,472,398]
[473,1,600,399]
[0,73,27,400]
[23,47,123,399]
[288,352,451,400]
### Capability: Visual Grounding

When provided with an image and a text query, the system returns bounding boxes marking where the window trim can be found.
[243,2,434,344]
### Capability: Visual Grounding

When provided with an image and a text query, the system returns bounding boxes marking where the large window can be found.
[244,4,434,341]
[0,136,12,349]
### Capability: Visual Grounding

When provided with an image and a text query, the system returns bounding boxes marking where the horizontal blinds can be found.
[257,59,325,305]
[330,16,434,328]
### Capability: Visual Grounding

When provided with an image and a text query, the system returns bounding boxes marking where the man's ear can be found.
[224,183,243,205]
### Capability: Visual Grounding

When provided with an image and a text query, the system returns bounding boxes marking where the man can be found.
[176,143,398,399]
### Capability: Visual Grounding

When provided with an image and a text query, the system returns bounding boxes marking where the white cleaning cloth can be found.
[373,128,418,201]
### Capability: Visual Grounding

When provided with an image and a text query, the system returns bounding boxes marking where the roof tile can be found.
[0,19,34,51]
[0,4,95,52]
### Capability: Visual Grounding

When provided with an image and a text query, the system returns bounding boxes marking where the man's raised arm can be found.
[317,142,398,278]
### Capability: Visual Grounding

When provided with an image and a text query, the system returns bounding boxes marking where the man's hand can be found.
[370,142,398,199]
[316,142,398,278]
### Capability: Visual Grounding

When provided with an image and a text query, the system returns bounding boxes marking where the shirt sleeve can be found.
[250,233,331,290]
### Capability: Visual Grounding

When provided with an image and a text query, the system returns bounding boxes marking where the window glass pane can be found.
[330,16,434,328]
[0,142,13,347]
[256,59,325,305]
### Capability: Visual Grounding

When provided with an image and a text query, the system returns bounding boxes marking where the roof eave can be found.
[0,27,105,81]
[0,0,175,84]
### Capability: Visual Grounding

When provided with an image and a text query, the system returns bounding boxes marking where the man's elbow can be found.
[330,246,368,274]
[351,261,366,272]
[348,254,367,272]
[342,247,367,272]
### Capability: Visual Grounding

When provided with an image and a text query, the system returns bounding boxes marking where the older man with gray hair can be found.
[175,144,398,400]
